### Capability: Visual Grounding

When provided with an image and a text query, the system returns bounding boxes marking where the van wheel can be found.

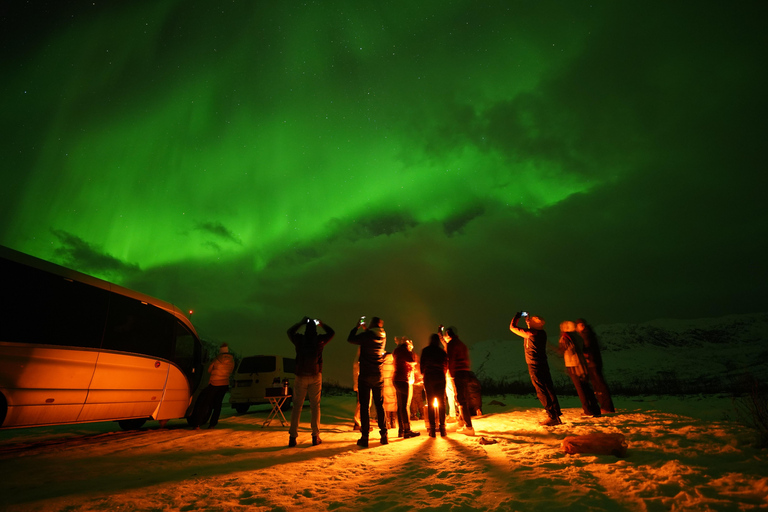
[118,418,147,430]
[234,404,249,414]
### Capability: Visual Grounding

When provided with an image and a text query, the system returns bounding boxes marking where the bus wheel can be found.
[0,393,7,427]
[234,404,249,414]
[118,418,147,430]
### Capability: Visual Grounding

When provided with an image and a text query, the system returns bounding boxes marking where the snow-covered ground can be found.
[1,393,766,511]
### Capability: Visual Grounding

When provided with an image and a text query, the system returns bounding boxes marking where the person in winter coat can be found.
[443,326,476,436]
[287,316,335,447]
[348,316,388,447]
[191,343,236,429]
[409,354,425,421]
[509,312,562,426]
[558,321,601,417]
[393,336,420,438]
[420,333,448,437]
[382,352,398,428]
[576,318,615,413]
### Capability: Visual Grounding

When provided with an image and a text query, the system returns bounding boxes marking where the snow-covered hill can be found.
[471,313,768,389]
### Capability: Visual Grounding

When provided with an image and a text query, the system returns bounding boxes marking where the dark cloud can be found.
[327,211,419,242]
[195,221,242,245]
[443,204,485,236]
[50,229,140,279]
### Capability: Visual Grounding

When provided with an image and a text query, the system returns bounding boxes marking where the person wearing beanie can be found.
[510,312,562,426]
[190,343,236,429]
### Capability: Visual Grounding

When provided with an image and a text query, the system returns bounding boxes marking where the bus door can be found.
[79,294,173,422]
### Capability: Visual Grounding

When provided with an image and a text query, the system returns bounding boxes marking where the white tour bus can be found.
[0,245,204,430]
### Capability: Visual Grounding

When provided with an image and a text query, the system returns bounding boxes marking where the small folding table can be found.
[262,395,291,427]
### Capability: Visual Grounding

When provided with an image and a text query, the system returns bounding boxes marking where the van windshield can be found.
[238,356,276,374]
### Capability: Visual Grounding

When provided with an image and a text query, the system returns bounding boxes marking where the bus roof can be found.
[0,245,197,334]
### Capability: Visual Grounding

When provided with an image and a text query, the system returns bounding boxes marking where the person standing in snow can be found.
[576,318,615,413]
[287,316,335,447]
[348,316,388,447]
[420,333,448,437]
[442,326,476,436]
[190,343,236,429]
[382,352,398,428]
[509,312,562,426]
[558,321,601,417]
[393,336,420,438]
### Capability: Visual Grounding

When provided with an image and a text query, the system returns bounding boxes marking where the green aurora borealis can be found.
[2,1,766,384]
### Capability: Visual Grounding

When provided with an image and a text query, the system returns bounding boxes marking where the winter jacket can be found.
[559,331,588,378]
[208,353,235,386]
[382,353,397,412]
[446,336,472,376]
[510,314,548,365]
[420,344,448,381]
[579,326,604,369]
[393,342,417,382]
[288,323,335,376]
[348,326,386,378]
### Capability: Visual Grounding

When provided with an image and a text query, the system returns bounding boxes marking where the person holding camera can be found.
[287,316,335,447]
[348,316,388,447]
[510,312,562,426]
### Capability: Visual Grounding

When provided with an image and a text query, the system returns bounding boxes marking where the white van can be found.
[228,355,296,413]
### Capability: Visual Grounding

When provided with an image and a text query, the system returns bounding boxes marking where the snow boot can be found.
[357,436,369,448]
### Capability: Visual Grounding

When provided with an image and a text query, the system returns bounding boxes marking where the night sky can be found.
[2,1,766,385]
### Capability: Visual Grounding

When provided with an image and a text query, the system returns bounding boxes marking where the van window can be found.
[238,356,276,374]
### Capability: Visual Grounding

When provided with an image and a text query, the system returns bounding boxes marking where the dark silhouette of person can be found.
[287,316,335,447]
[393,336,420,438]
[442,326,475,436]
[420,333,448,437]
[558,321,601,417]
[348,316,388,447]
[509,312,562,426]
[190,343,235,429]
[576,318,615,413]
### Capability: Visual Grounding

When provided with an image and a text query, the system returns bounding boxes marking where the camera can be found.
[521,311,529,317]
[313,319,320,326]
[359,316,366,326]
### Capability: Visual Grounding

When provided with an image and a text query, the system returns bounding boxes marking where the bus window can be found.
[1,257,108,349]
[102,294,174,360]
